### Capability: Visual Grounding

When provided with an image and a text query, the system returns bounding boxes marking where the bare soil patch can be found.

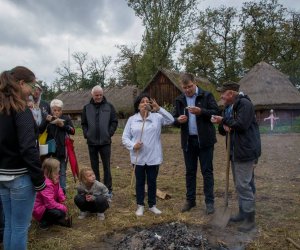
[28,132,300,250]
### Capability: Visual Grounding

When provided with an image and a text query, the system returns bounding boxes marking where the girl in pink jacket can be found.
[33,158,72,229]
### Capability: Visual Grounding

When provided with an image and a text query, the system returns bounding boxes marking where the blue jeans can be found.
[0,174,36,250]
[135,164,159,207]
[58,157,67,193]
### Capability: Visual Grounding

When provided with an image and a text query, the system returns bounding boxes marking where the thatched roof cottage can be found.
[238,61,300,124]
[56,85,140,121]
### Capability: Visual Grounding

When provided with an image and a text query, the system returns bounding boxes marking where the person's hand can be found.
[149,98,160,112]
[210,115,223,124]
[187,106,201,115]
[85,194,94,202]
[223,125,231,132]
[177,115,188,124]
[133,141,143,151]
[56,120,64,127]
[46,115,55,122]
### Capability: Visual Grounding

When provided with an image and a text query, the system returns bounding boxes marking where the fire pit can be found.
[115,222,228,250]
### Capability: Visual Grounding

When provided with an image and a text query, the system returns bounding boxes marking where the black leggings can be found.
[40,209,66,226]
[74,194,109,213]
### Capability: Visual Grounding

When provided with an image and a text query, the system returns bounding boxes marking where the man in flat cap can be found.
[211,81,261,232]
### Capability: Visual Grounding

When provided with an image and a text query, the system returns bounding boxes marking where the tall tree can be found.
[115,44,141,86]
[278,11,300,89]
[182,6,242,84]
[128,0,198,86]
[241,0,287,68]
[54,52,112,91]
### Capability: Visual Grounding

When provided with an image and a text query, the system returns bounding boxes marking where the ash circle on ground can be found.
[116,222,228,250]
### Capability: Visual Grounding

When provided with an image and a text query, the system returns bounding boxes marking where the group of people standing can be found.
[0,66,261,250]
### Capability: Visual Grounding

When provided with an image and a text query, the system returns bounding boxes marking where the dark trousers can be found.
[40,209,66,226]
[88,144,112,191]
[74,194,109,213]
[135,164,159,207]
[183,136,214,204]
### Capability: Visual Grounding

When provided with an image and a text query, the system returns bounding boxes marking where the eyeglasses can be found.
[25,82,36,89]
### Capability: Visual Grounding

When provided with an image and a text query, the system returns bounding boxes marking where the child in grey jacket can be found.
[74,167,109,220]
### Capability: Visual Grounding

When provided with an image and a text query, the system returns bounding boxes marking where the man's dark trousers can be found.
[88,144,112,192]
[183,136,214,205]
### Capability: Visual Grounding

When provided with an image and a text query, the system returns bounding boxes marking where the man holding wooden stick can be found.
[211,82,261,232]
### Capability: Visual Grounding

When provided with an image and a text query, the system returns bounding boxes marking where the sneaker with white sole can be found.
[149,206,162,215]
[78,211,87,219]
[135,205,144,216]
[97,213,105,221]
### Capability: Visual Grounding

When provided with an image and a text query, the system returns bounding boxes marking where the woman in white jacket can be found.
[122,93,174,216]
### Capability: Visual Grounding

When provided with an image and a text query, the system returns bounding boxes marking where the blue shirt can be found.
[185,87,198,135]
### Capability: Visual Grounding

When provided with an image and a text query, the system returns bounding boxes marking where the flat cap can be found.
[217,81,240,92]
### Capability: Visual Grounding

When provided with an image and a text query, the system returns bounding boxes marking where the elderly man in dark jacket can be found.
[173,73,219,215]
[211,82,261,232]
[81,85,118,197]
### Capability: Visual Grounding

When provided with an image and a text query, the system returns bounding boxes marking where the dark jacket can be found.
[0,108,45,191]
[218,94,261,162]
[173,88,219,150]
[39,100,51,116]
[41,114,75,158]
[81,97,118,146]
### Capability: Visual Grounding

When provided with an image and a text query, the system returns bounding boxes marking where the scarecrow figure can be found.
[264,109,279,131]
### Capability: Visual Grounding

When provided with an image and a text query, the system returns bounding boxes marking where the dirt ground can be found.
[28,132,300,250]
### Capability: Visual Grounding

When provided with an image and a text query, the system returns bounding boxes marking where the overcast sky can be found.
[0,0,299,84]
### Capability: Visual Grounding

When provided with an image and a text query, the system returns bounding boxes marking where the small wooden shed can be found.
[142,68,218,107]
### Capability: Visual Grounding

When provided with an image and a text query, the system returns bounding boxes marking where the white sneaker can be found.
[78,211,87,219]
[149,206,162,215]
[97,213,105,220]
[135,205,144,216]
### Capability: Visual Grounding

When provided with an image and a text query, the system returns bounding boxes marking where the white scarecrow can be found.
[264,109,279,131]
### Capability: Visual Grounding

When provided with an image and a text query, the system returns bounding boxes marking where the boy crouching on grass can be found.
[74,167,110,220]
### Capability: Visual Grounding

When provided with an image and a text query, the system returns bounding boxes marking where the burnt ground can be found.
[28,132,300,250]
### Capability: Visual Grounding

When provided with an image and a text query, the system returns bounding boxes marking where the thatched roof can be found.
[56,85,140,115]
[239,62,300,110]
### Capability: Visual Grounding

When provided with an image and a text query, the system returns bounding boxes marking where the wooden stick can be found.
[130,111,147,188]
[286,237,300,249]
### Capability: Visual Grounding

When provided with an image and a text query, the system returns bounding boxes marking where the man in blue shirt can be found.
[173,73,219,214]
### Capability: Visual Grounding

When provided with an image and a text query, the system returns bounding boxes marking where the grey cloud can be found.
[10,0,137,37]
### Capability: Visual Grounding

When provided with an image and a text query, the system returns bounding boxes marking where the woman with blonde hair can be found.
[0,66,46,250]
[33,158,71,229]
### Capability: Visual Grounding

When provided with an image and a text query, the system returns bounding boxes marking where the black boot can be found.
[58,216,72,228]
[238,211,255,232]
[230,207,245,222]
[181,201,196,213]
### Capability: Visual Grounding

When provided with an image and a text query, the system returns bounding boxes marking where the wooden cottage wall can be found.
[144,73,181,107]
[256,109,300,125]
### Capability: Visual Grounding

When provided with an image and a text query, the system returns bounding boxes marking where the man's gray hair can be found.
[91,85,103,94]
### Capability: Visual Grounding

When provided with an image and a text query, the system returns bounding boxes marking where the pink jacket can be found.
[32,177,67,221]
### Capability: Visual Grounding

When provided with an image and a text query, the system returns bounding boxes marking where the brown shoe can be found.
[181,201,196,213]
